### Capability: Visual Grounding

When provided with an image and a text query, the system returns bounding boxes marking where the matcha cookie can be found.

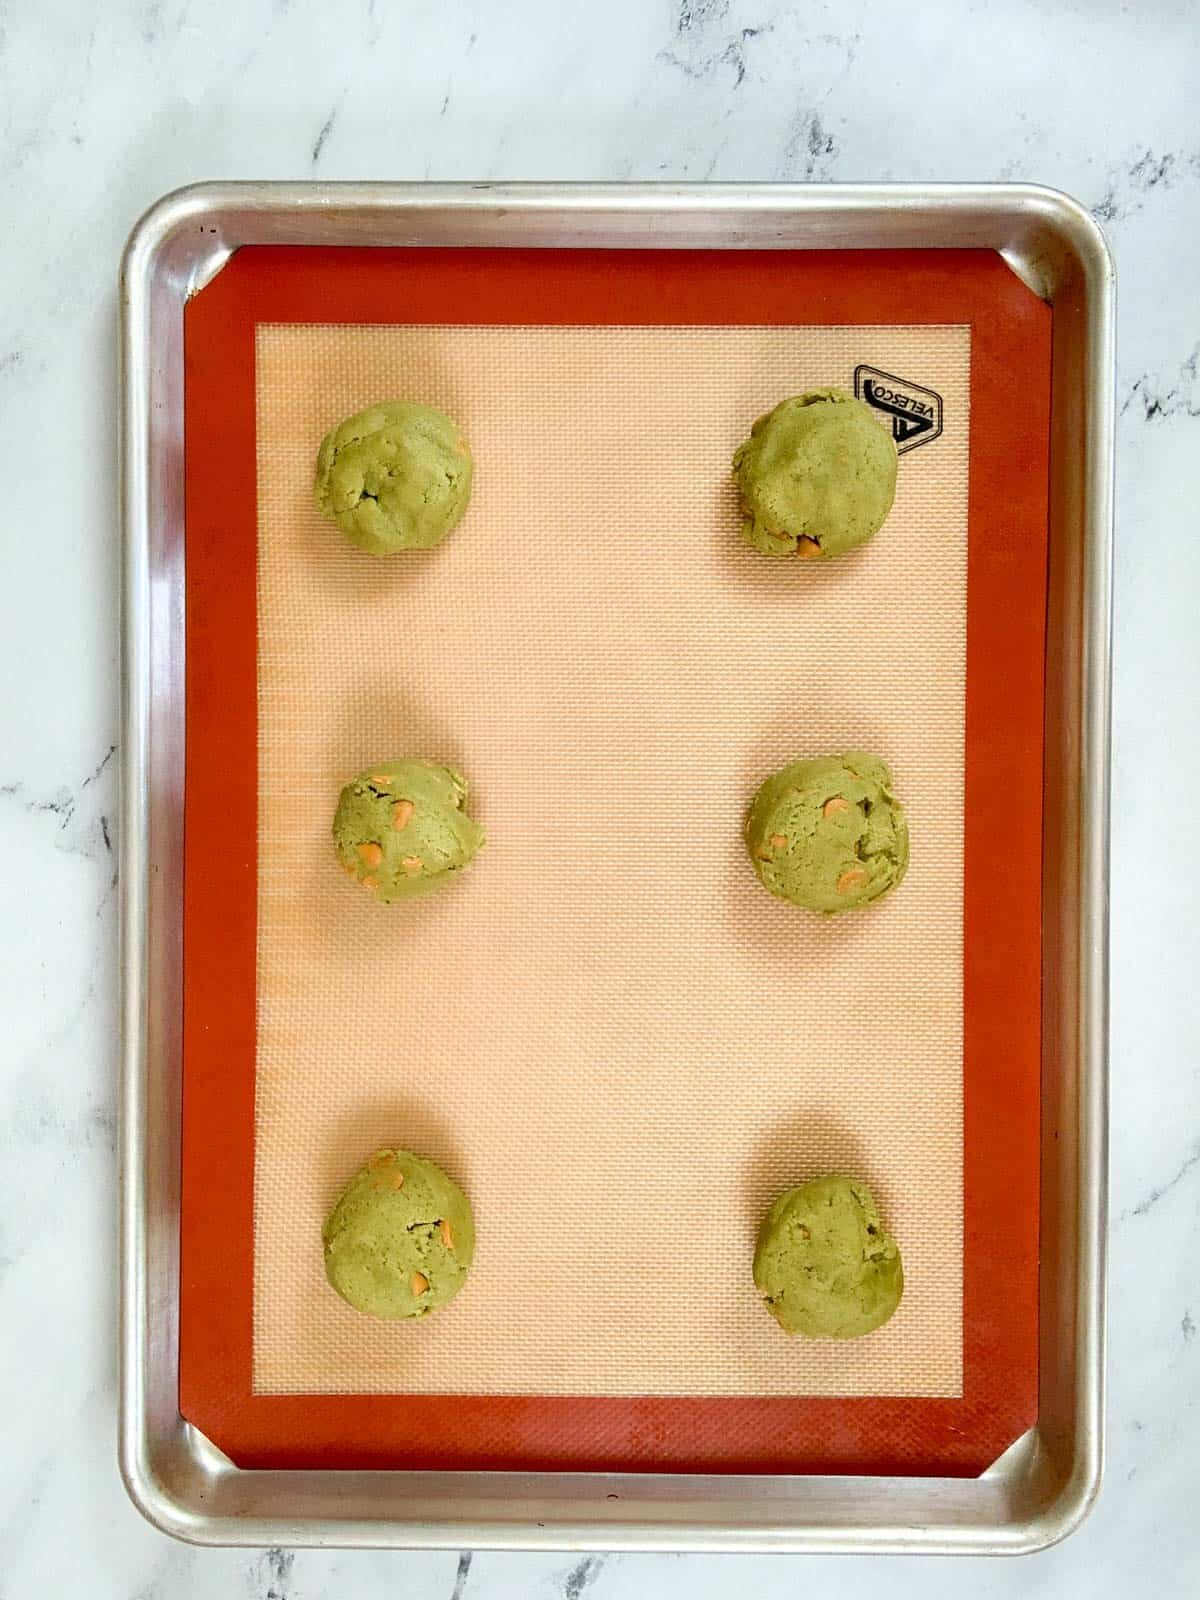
[323,1148,475,1320]
[754,1175,903,1338]
[333,759,485,903]
[745,753,908,913]
[732,389,897,559]
[315,401,473,554]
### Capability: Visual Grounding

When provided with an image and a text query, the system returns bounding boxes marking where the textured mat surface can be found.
[251,320,970,1399]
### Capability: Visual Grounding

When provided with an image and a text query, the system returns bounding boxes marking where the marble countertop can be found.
[2,0,1198,1593]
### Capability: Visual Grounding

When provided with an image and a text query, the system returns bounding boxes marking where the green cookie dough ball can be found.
[754,1175,903,1338]
[732,389,897,559]
[333,759,485,904]
[323,1148,476,1320]
[315,401,473,554]
[745,753,908,914]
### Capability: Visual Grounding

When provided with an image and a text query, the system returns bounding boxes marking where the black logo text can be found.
[854,365,944,455]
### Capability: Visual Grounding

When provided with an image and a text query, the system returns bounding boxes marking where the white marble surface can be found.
[1,0,1198,1592]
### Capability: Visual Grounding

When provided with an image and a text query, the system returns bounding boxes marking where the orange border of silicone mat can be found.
[180,246,1049,1475]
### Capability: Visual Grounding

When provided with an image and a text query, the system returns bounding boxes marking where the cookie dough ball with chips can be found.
[315,401,473,554]
[333,759,485,903]
[323,1148,476,1320]
[753,1175,903,1338]
[745,753,908,914]
[732,389,897,559]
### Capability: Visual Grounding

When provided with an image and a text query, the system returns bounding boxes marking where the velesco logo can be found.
[854,365,944,454]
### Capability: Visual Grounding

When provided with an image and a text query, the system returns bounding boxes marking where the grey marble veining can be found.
[2,0,1198,1592]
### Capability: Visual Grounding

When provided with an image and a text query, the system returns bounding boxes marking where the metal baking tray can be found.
[119,181,1112,1553]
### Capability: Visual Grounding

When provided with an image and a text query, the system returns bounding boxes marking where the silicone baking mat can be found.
[180,247,1049,1475]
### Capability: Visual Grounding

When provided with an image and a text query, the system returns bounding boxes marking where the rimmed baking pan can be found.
[120,182,1112,1552]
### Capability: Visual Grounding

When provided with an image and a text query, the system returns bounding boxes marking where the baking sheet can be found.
[252,320,970,1399]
